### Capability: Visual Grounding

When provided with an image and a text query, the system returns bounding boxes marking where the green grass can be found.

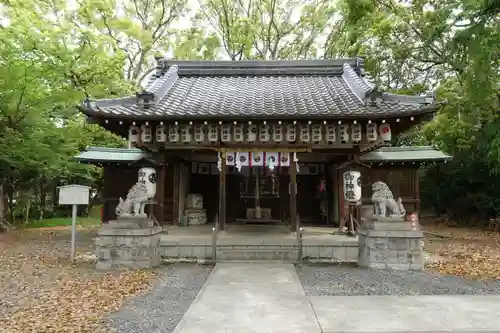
[26,216,101,229]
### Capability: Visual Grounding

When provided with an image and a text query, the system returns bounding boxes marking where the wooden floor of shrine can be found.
[159,224,359,262]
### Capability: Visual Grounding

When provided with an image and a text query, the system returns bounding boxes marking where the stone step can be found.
[217,246,298,252]
[216,247,299,261]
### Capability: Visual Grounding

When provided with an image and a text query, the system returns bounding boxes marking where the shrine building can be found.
[76,58,451,232]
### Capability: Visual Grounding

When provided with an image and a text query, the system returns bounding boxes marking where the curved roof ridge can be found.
[85,96,137,108]
[379,92,435,105]
[341,63,375,104]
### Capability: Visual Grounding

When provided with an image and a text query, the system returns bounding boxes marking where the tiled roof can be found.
[76,146,451,163]
[81,58,437,120]
[360,146,452,162]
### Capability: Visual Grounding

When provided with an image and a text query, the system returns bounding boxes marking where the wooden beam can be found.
[218,152,227,231]
[289,160,298,232]
[153,143,358,152]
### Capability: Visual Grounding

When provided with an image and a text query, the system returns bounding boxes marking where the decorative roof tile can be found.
[81,58,438,120]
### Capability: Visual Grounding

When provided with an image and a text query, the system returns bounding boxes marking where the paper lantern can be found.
[343,170,361,203]
[138,167,156,198]
[273,124,283,142]
[156,125,167,142]
[286,124,296,142]
[140,124,152,143]
[379,123,391,142]
[181,125,192,143]
[351,123,362,143]
[259,124,270,142]
[299,124,310,143]
[325,124,336,144]
[207,124,218,143]
[312,124,323,143]
[129,125,140,144]
[168,124,179,142]
[366,123,378,142]
[338,124,349,143]
[220,124,231,142]
[194,124,204,142]
[233,123,244,142]
[246,124,258,143]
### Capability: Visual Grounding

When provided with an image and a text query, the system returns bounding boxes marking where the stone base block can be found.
[362,220,415,231]
[106,215,153,229]
[95,223,162,270]
[357,220,424,271]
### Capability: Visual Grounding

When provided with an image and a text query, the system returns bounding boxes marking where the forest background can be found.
[0,0,498,227]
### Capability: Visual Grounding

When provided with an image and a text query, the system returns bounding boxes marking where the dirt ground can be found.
[423,221,500,280]
[0,227,156,333]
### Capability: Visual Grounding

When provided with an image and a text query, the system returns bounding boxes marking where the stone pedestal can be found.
[357,217,424,271]
[95,216,162,270]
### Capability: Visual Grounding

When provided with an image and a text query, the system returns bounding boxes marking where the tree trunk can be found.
[0,183,5,227]
[6,184,15,223]
[39,177,46,220]
[25,198,31,224]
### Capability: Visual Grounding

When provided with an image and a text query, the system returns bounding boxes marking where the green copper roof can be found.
[75,147,152,162]
[360,146,451,162]
[75,146,451,163]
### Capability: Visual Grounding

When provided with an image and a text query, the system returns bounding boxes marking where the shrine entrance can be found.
[233,168,282,224]
[217,150,300,231]
[188,150,334,230]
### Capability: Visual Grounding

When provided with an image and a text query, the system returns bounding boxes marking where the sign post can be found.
[58,185,90,262]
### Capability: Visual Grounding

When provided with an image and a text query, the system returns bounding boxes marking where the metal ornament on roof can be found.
[343,170,361,203]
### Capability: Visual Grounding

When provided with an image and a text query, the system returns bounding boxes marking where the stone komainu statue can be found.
[371,181,406,218]
[115,182,149,217]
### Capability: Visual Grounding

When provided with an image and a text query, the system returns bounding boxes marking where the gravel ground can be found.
[296,264,500,296]
[107,264,212,333]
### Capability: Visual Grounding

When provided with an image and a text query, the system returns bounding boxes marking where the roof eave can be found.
[81,106,438,122]
[360,145,452,163]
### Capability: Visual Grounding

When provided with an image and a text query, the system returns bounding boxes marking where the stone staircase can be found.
[216,244,300,262]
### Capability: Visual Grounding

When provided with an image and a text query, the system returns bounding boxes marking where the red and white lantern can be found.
[379,123,391,142]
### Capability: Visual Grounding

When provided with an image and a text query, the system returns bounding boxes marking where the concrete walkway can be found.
[173,263,500,333]
[172,263,321,333]
[311,295,500,332]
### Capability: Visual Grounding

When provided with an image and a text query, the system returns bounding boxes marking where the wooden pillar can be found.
[218,152,227,231]
[172,163,180,224]
[289,159,298,232]
[415,169,421,213]
[330,164,339,225]
[337,169,345,224]
[102,166,111,223]
[154,156,166,225]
